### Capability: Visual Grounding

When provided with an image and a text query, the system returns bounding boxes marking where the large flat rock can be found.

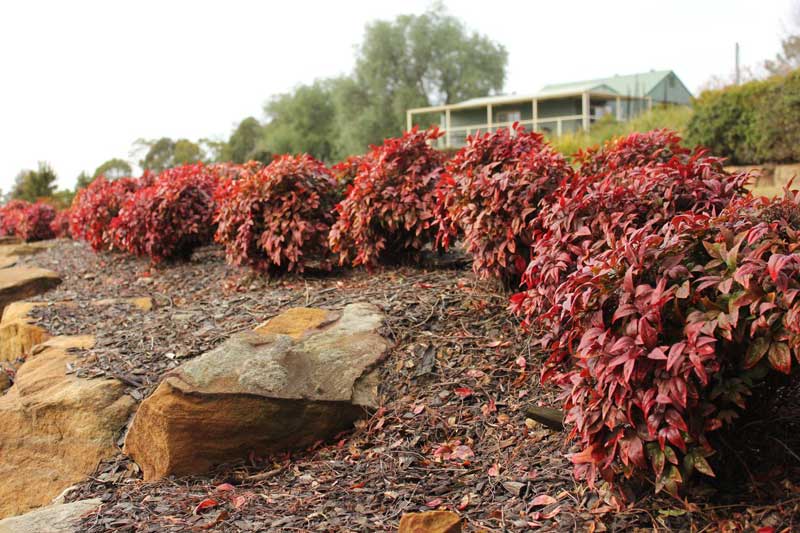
[0,499,100,533]
[0,336,135,518]
[0,267,60,315]
[125,303,390,480]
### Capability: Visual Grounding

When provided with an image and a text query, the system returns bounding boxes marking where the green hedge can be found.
[687,70,800,164]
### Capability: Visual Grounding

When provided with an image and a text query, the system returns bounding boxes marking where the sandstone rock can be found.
[0,267,60,315]
[398,511,462,533]
[125,303,389,480]
[0,336,135,518]
[0,302,50,362]
[92,296,153,312]
[0,367,10,393]
[0,499,100,533]
[0,240,56,258]
[0,256,18,269]
[0,236,21,246]
[0,298,152,363]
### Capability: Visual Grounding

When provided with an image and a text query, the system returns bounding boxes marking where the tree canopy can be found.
[221,117,264,163]
[11,162,58,202]
[136,138,205,172]
[258,5,507,160]
[93,158,132,179]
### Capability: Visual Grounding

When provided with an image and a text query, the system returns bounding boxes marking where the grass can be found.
[549,105,694,158]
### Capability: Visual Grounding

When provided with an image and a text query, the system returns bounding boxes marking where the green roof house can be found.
[407,70,692,148]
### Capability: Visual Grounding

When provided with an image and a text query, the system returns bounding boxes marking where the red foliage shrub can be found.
[520,192,800,494]
[330,155,366,197]
[329,127,445,267]
[513,141,749,339]
[574,129,690,176]
[0,200,30,236]
[435,124,573,283]
[16,202,56,241]
[50,210,72,239]
[70,176,140,251]
[112,164,219,263]
[214,155,338,273]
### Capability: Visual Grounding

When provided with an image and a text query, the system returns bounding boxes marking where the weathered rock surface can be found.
[0,267,60,315]
[125,303,390,480]
[0,336,135,518]
[0,302,50,362]
[399,511,462,533]
[0,256,18,269]
[0,240,56,258]
[0,499,101,533]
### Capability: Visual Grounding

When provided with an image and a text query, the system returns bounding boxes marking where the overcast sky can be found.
[0,0,793,192]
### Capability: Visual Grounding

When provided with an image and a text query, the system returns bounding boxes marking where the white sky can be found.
[0,0,793,192]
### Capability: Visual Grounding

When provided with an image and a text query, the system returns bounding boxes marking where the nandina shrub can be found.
[329,127,445,268]
[112,164,219,263]
[16,202,56,241]
[70,176,140,251]
[435,124,573,284]
[574,129,690,176]
[215,155,338,273]
[521,192,800,495]
[0,200,31,236]
[331,155,366,197]
[50,210,72,239]
[513,151,750,339]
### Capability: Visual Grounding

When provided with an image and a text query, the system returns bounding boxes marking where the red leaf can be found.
[193,498,218,515]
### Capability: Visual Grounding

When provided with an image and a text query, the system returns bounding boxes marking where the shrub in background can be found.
[686,70,800,165]
[215,155,338,273]
[112,164,219,263]
[50,210,72,239]
[329,127,445,268]
[16,202,56,241]
[0,200,30,236]
[70,176,140,251]
[526,192,800,494]
[513,135,749,342]
[436,124,573,284]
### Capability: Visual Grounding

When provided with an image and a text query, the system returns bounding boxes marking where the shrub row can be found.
[50,125,796,500]
[0,200,67,242]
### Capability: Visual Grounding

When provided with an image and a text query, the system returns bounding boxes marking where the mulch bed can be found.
[14,240,800,532]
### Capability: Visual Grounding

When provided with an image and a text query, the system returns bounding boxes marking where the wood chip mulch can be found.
[14,240,800,532]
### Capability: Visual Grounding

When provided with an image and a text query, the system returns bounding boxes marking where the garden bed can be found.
[17,240,800,532]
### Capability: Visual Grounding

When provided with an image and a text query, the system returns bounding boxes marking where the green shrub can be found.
[686,70,800,164]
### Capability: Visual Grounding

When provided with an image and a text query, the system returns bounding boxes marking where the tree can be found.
[93,158,132,179]
[135,137,205,172]
[222,117,264,162]
[11,162,58,202]
[75,171,94,191]
[261,80,340,161]
[339,4,507,152]
[766,2,800,75]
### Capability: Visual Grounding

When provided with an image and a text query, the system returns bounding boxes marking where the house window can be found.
[496,110,521,125]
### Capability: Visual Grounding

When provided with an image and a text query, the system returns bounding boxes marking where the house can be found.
[406,70,692,148]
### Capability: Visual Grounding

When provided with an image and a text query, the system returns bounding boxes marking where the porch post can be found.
[445,108,452,147]
[486,104,493,132]
[532,98,538,131]
[581,92,590,132]
[615,96,622,121]
[406,110,412,131]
